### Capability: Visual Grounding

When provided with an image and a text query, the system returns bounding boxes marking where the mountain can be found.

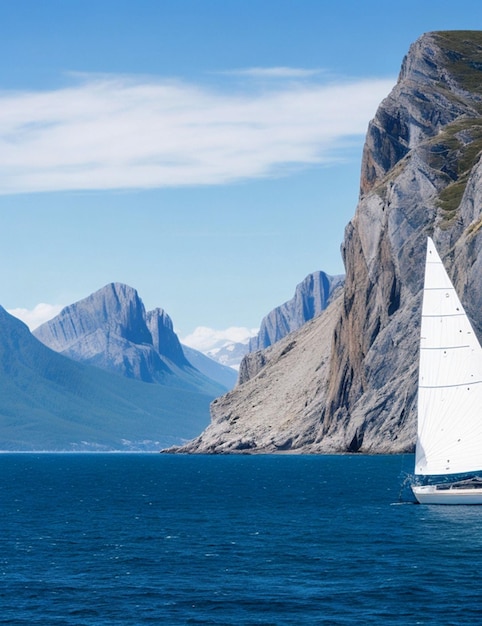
[323,30,482,453]
[170,30,482,454]
[171,295,342,453]
[205,341,250,371]
[33,283,226,396]
[0,306,213,451]
[182,344,238,389]
[33,283,163,382]
[199,270,344,383]
[247,271,344,354]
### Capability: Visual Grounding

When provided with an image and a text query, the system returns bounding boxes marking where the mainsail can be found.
[415,237,482,476]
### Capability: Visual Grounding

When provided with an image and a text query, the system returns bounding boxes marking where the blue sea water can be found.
[1,454,482,625]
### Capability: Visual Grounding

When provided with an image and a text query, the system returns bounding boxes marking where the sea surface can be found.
[1,453,482,625]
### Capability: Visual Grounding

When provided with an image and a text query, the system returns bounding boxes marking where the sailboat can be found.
[412,237,482,504]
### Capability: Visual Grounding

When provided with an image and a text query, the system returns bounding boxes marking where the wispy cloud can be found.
[219,66,324,78]
[181,326,258,353]
[8,303,64,330]
[0,71,395,194]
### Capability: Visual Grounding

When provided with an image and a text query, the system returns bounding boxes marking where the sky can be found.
[2,0,482,352]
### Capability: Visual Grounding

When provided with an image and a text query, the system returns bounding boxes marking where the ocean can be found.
[1,453,481,625]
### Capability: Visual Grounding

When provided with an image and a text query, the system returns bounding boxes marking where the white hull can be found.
[413,484,482,505]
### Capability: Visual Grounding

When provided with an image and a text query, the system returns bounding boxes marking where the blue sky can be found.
[2,1,482,351]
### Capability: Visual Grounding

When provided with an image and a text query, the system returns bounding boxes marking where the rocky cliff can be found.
[247,271,344,354]
[323,30,482,453]
[146,307,191,368]
[172,30,482,454]
[171,294,342,453]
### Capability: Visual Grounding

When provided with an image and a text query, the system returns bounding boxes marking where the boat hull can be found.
[413,484,482,505]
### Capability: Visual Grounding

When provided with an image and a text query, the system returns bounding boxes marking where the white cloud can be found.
[8,303,64,330]
[220,66,324,78]
[181,326,258,353]
[0,71,395,194]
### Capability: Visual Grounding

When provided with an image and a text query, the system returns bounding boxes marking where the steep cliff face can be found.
[247,271,344,354]
[173,30,482,454]
[146,307,190,368]
[322,30,482,452]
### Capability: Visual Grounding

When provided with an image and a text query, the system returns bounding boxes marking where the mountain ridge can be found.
[33,282,229,395]
[247,271,344,354]
[0,306,213,451]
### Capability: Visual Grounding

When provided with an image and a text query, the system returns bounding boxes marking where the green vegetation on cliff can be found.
[434,31,482,97]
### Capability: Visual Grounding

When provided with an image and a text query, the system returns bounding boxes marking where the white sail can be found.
[415,237,482,476]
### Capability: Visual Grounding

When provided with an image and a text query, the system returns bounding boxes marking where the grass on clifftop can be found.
[434,31,482,96]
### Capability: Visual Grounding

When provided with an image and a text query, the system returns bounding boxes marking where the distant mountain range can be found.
[205,341,251,371]
[33,283,234,393]
[0,305,215,451]
[1,268,345,450]
[192,271,344,377]
[181,344,238,388]
[247,271,344,353]
[0,283,239,451]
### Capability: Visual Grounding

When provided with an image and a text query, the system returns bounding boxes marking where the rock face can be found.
[172,294,343,453]
[323,30,482,453]
[34,283,161,382]
[147,307,191,368]
[247,271,344,354]
[33,283,227,395]
[0,306,214,451]
[173,30,482,454]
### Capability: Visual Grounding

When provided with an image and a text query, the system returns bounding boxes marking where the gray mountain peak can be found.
[146,307,190,368]
[248,271,344,353]
[33,283,230,397]
[35,282,151,350]
[33,282,163,382]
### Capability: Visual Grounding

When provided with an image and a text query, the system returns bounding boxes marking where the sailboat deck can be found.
[435,477,482,490]
[413,478,482,504]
